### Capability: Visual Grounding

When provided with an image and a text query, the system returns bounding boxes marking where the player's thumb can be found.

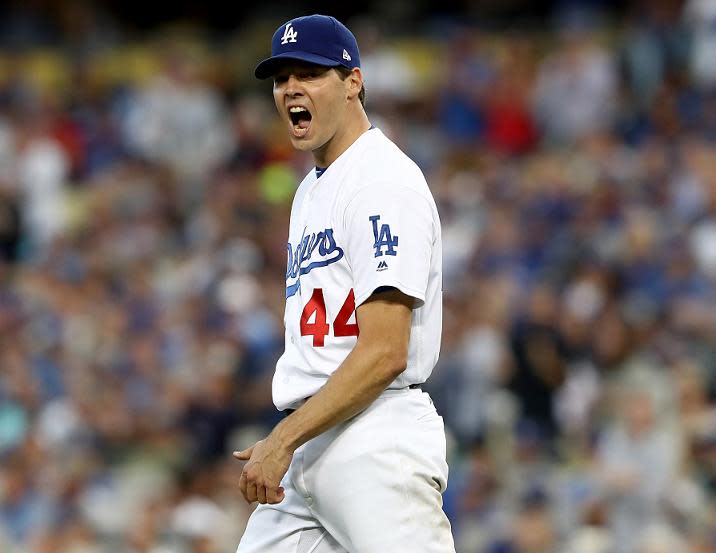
[233,445,253,460]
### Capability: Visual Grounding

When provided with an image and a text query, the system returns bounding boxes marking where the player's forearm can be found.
[271,341,405,453]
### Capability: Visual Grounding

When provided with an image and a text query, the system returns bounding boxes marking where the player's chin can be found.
[288,133,316,151]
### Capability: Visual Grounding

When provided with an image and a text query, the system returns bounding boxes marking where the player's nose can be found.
[283,74,303,96]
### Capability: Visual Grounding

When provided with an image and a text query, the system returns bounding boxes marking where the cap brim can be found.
[254,52,342,79]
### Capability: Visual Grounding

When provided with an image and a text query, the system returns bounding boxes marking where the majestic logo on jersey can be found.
[280,23,298,44]
[369,215,399,257]
[285,227,343,298]
[377,260,388,271]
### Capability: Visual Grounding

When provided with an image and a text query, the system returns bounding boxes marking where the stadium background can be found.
[1,0,716,551]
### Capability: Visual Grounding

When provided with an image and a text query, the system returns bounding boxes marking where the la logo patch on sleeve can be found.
[369,215,398,257]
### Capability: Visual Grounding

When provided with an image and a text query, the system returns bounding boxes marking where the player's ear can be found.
[346,68,363,101]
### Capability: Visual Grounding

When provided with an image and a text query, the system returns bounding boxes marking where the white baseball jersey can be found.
[273,128,443,411]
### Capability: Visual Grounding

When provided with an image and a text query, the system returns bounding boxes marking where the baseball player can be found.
[234,14,455,553]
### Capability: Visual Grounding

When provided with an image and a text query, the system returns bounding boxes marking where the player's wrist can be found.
[271,421,300,455]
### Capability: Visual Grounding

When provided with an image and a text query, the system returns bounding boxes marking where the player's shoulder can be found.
[352,128,429,193]
[361,129,425,179]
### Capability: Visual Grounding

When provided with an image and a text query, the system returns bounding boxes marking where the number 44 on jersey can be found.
[300,289,359,347]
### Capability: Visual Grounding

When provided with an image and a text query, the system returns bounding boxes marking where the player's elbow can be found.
[373,343,408,380]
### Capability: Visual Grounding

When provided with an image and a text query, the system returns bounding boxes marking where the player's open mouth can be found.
[289,106,312,137]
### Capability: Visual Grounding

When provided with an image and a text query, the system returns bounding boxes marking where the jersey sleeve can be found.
[342,182,435,308]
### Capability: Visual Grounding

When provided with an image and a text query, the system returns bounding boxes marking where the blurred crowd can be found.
[2,1,716,552]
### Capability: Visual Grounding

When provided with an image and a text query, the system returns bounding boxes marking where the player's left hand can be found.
[233,436,293,505]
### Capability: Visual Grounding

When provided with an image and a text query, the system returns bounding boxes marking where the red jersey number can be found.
[300,289,360,347]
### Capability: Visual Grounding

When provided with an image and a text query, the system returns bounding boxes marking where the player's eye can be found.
[300,68,326,80]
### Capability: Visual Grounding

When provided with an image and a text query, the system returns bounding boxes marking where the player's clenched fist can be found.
[233,437,293,505]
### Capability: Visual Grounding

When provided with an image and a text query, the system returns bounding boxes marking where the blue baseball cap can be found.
[254,15,361,80]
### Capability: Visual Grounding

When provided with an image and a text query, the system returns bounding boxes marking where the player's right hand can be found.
[234,438,291,505]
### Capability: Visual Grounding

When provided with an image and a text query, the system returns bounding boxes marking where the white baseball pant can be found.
[236,387,456,553]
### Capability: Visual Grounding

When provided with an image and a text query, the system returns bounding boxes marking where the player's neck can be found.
[312,107,371,169]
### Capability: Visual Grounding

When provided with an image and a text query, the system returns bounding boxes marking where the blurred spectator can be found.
[438,30,492,145]
[123,43,233,202]
[621,0,689,108]
[533,27,617,144]
[352,18,420,105]
[486,488,557,553]
[596,370,681,553]
[508,285,567,439]
[685,0,716,90]
[16,110,70,251]
[0,190,21,262]
[484,37,538,154]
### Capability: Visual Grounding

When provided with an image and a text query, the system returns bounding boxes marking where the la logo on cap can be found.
[281,23,298,44]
